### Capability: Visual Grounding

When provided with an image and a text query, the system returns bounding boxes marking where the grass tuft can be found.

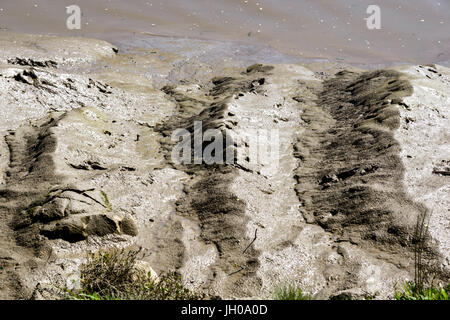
[395,282,449,300]
[274,285,312,300]
[64,247,202,300]
[100,190,113,211]
[394,211,449,300]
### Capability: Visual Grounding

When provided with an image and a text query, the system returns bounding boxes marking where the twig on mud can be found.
[228,267,244,276]
[243,228,258,254]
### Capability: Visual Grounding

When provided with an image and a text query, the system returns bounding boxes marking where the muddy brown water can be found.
[0,0,449,66]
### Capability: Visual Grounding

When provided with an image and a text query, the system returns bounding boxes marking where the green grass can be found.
[394,282,449,300]
[100,190,113,211]
[66,291,120,300]
[393,211,450,300]
[274,285,312,300]
[64,247,202,300]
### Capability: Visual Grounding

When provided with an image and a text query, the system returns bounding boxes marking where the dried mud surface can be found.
[0,32,448,300]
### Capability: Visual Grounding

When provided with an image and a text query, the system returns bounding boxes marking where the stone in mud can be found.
[28,198,70,223]
[83,215,119,237]
[133,260,159,282]
[40,218,87,243]
[40,214,139,242]
[120,216,139,236]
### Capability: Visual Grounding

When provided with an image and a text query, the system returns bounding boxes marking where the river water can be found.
[0,0,449,66]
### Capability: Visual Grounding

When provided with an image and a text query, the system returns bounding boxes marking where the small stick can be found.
[243,228,258,254]
[228,267,244,276]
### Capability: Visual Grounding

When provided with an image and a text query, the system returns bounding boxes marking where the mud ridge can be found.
[294,69,442,270]
[155,65,275,297]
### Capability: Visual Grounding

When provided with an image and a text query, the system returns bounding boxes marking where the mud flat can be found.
[0,32,448,300]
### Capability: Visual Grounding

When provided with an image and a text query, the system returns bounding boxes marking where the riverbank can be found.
[0,31,448,300]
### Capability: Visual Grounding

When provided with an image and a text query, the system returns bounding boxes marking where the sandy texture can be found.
[395,64,450,270]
